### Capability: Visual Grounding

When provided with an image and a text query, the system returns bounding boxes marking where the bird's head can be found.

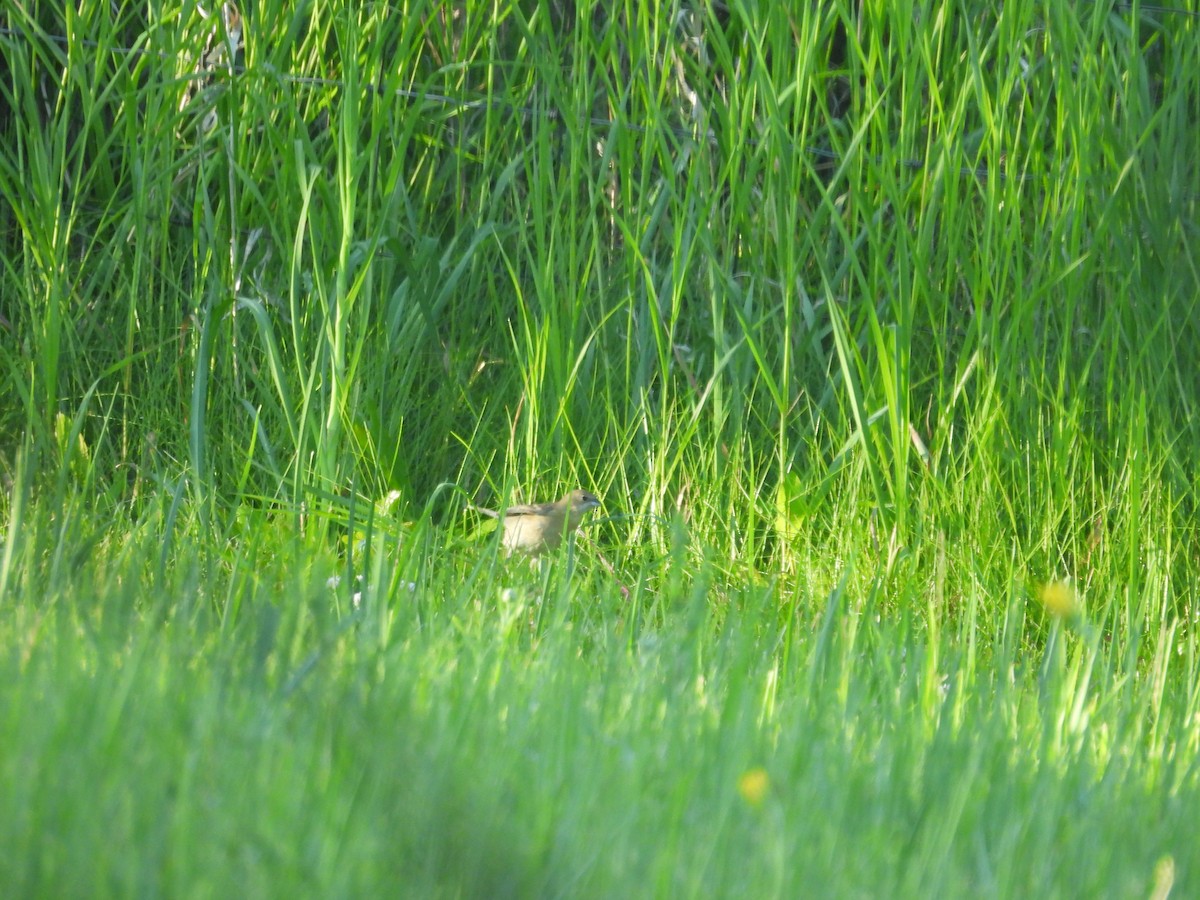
[563,489,601,513]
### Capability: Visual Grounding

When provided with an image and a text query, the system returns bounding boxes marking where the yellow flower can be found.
[1039,581,1079,618]
[737,767,769,807]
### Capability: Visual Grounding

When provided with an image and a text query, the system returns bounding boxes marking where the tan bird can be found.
[477,489,601,557]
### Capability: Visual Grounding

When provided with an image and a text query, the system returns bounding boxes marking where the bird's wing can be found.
[471,505,501,519]
[502,501,557,517]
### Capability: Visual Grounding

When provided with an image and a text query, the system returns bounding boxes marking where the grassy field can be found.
[2,0,1199,896]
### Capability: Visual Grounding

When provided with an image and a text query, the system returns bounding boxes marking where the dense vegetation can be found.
[2,1,1198,895]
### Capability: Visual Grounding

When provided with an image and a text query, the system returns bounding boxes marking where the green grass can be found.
[2,0,1199,896]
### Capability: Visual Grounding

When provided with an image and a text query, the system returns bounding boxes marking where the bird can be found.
[475,489,601,557]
